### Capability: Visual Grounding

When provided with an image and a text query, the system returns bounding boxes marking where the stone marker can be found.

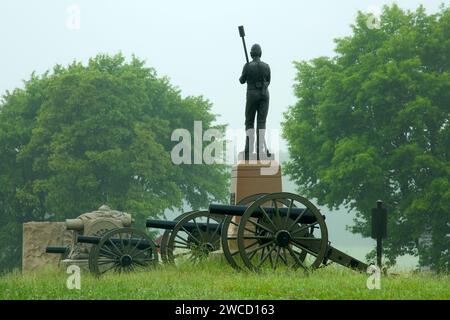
[23,205,132,272]
[22,222,73,272]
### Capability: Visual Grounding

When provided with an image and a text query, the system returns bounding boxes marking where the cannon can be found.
[147,212,224,266]
[146,191,368,274]
[48,226,160,275]
[209,192,368,273]
[45,205,134,271]
[74,227,159,274]
[46,193,369,276]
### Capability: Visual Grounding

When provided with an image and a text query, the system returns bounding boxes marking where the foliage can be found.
[282,5,449,271]
[0,54,228,271]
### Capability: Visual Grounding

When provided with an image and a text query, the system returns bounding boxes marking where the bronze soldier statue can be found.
[239,44,271,160]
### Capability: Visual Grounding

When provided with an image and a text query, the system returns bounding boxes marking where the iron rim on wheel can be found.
[167,211,224,265]
[237,192,328,272]
[89,227,158,276]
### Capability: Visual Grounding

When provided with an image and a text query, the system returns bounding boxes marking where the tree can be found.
[0,53,228,271]
[282,4,449,271]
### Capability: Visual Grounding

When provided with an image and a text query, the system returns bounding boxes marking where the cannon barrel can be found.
[77,235,101,244]
[208,204,318,224]
[146,219,222,232]
[45,246,69,254]
[146,219,178,230]
[76,235,153,250]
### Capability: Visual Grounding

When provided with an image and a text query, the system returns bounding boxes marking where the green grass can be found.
[0,258,448,300]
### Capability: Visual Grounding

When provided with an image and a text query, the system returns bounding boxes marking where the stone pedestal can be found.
[228,160,282,251]
[22,222,73,272]
[230,160,282,204]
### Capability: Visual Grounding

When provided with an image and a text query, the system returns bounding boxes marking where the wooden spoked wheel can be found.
[166,211,224,265]
[237,193,328,272]
[89,227,158,276]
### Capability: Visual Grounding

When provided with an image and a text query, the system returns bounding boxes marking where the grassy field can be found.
[0,258,448,300]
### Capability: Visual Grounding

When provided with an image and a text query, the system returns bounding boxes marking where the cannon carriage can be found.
[210,192,368,272]
[47,192,368,276]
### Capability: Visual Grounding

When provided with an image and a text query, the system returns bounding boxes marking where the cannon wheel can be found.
[166,211,224,265]
[159,211,195,264]
[89,227,158,276]
[221,193,267,270]
[221,194,307,270]
[237,192,328,272]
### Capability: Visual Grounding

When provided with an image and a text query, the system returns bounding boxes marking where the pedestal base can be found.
[228,160,283,252]
[230,160,282,204]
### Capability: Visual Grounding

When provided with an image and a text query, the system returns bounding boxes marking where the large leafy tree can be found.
[0,54,228,271]
[283,5,449,271]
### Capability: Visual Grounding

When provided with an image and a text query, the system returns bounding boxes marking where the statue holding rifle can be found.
[238,26,272,160]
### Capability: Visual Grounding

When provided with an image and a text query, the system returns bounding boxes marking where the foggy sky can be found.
[0,1,445,151]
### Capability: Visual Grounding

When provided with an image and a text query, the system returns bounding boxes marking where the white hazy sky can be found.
[0,0,446,150]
